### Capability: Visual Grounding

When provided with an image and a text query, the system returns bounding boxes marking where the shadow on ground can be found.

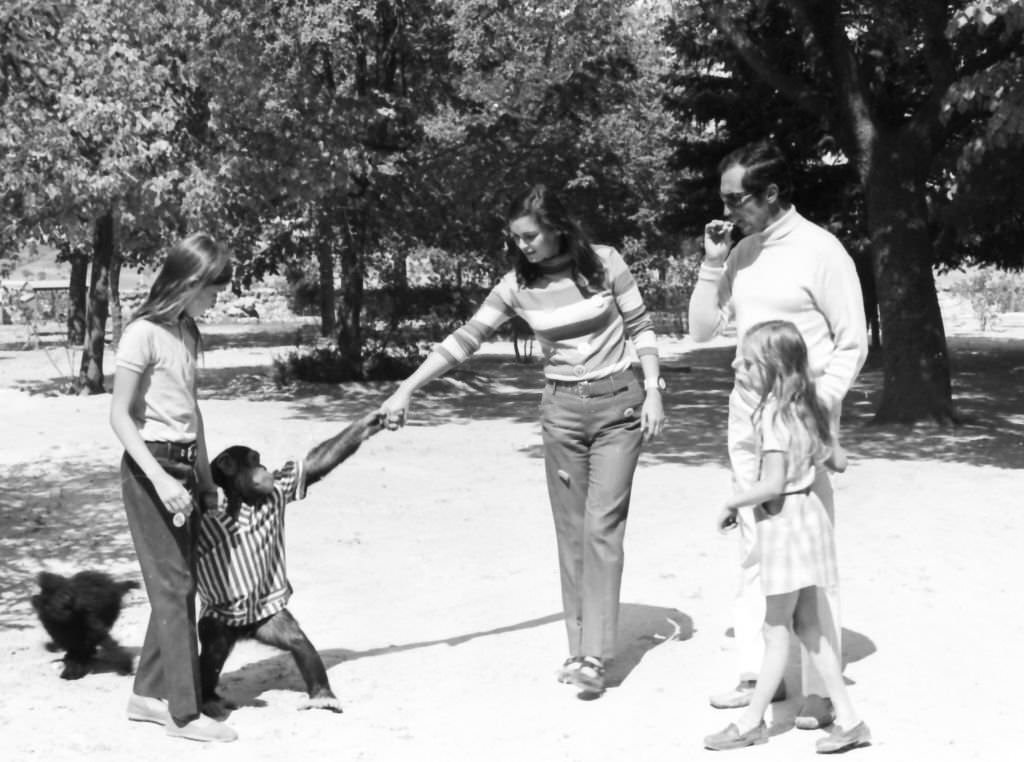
[766,625,877,731]
[187,337,1024,470]
[214,602,692,707]
[0,459,137,630]
[3,332,1021,622]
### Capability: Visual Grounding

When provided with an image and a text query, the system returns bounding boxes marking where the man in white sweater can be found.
[688,140,868,730]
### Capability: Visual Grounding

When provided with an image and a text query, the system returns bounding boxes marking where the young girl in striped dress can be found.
[380,184,665,698]
[704,320,870,754]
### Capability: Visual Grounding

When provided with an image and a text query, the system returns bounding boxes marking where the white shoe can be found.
[126,693,170,725]
[165,715,238,742]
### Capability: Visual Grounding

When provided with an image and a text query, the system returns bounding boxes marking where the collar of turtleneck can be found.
[536,253,573,274]
[761,205,800,241]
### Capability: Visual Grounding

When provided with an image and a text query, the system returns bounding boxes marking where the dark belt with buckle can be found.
[547,369,638,397]
[145,441,198,465]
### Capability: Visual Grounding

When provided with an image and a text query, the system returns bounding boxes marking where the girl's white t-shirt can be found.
[115,318,198,444]
[757,400,816,493]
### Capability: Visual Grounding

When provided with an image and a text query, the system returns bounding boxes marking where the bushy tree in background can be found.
[663,0,1024,423]
[1,0,218,392]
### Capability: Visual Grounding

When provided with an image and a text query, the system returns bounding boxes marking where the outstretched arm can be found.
[303,411,385,487]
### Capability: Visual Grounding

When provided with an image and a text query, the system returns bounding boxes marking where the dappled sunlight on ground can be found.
[2,321,1023,761]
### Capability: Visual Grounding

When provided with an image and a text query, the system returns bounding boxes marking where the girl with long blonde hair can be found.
[705,320,868,754]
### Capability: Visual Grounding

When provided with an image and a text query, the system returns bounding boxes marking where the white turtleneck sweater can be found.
[701,206,868,407]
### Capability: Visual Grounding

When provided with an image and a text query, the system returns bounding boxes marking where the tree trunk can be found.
[852,247,880,351]
[866,139,954,423]
[108,244,123,348]
[76,212,114,395]
[335,236,364,371]
[316,227,336,338]
[66,246,88,346]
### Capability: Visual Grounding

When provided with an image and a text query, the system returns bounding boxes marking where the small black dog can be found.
[31,570,139,679]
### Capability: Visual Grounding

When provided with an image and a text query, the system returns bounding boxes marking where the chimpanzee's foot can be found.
[298,693,343,713]
[201,695,236,720]
[60,655,92,680]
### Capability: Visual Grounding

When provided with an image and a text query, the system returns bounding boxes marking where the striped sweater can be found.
[436,245,658,381]
[196,459,307,626]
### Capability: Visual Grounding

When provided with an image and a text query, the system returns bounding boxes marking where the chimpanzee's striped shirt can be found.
[436,246,658,380]
[196,459,307,626]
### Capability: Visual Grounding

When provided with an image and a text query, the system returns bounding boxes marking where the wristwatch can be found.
[644,376,666,392]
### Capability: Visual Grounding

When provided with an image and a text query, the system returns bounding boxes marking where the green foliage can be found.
[4,0,690,370]
[272,345,362,384]
[947,267,1024,331]
[271,336,427,383]
[1,1,211,257]
[664,0,1024,270]
[414,0,680,261]
[281,259,324,317]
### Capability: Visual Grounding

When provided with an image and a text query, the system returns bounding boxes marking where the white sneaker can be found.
[165,715,238,742]
[126,694,170,725]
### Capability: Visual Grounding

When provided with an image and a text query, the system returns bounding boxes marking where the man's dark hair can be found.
[718,139,794,206]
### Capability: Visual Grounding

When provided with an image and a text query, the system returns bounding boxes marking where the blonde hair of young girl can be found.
[743,320,833,476]
[131,232,232,342]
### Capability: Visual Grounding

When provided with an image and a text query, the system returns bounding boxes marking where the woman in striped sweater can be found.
[380,184,665,698]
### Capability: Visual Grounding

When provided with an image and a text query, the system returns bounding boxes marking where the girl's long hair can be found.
[744,320,833,471]
[505,184,606,292]
[130,232,232,343]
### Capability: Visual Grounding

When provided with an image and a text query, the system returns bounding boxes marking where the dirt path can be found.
[1,324,1022,761]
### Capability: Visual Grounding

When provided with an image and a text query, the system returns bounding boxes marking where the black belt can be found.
[547,369,638,398]
[760,486,812,516]
[146,441,198,465]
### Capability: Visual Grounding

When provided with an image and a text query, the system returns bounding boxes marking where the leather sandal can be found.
[556,656,585,684]
[566,656,605,696]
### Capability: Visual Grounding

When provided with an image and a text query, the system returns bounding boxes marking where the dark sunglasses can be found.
[719,191,755,209]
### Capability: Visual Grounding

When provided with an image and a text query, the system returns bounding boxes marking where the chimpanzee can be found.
[196,410,384,716]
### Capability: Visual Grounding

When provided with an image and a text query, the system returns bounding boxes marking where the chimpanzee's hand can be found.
[359,410,386,439]
[198,488,220,513]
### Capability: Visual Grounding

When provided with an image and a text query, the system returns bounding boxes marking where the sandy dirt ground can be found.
[1,314,1023,762]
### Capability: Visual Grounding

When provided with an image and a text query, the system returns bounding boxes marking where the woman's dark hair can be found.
[718,139,794,206]
[505,184,605,292]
